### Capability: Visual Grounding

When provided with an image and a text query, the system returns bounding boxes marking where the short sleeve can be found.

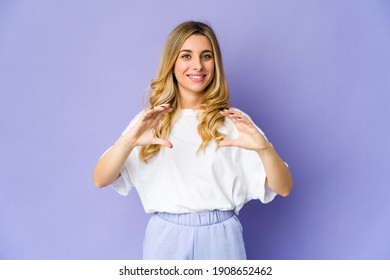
[244,150,277,204]
[239,111,278,204]
[108,110,145,196]
[111,161,135,196]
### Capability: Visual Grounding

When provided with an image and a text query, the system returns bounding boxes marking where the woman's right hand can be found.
[121,104,174,148]
[93,104,173,188]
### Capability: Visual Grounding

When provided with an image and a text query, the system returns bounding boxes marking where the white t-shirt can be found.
[110,109,277,214]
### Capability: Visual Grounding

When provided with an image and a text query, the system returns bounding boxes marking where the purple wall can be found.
[1,0,389,259]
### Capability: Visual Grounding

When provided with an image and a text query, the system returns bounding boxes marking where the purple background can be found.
[1,0,389,259]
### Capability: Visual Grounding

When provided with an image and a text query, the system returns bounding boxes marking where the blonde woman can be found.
[93,21,292,260]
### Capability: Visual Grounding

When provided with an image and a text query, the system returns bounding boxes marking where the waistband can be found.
[155,210,235,227]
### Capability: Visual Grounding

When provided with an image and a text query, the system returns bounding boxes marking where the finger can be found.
[152,107,173,122]
[143,109,156,121]
[152,111,166,123]
[223,108,241,115]
[153,138,173,148]
[219,108,230,115]
[220,111,252,126]
[219,109,237,117]
[226,110,242,119]
[236,115,252,125]
[151,104,174,117]
[224,112,241,125]
[153,103,174,111]
[218,139,238,147]
[144,105,173,121]
[157,103,173,108]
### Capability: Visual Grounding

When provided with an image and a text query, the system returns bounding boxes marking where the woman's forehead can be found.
[180,35,212,51]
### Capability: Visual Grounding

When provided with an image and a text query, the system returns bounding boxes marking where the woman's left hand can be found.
[219,109,269,152]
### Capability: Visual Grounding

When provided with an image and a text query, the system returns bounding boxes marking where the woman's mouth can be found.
[187,74,206,81]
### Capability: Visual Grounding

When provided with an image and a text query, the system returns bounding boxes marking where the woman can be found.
[93,21,292,260]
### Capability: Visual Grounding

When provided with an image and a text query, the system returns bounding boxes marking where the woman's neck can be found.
[179,93,203,109]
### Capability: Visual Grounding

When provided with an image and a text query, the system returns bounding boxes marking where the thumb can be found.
[153,138,173,148]
[218,139,236,147]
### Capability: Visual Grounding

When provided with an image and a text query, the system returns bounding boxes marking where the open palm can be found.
[219,109,269,152]
[125,104,174,148]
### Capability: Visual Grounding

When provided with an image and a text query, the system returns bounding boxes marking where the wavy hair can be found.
[140,21,230,162]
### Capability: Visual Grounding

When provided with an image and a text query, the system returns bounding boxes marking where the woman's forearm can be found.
[256,143,293,196]
[92,137,136,188]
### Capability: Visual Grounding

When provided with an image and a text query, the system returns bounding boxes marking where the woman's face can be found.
[173,35,215,102]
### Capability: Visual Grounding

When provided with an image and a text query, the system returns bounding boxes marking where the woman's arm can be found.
[92,104,174,188]
[255,142,292,196]
[92,138,136,188]
[219,109,292,196]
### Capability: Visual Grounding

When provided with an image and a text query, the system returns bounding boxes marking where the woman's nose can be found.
[191,58,203,71]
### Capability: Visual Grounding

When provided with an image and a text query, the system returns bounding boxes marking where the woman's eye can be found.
[202,54,212,60]
[181,54,191,59]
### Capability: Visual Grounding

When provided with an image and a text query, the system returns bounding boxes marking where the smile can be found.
[187,74,206,81]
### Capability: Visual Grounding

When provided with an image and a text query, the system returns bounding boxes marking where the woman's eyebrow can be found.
[179,49,213,53]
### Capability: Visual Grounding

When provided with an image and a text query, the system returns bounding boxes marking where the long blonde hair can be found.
[140,21,230,162]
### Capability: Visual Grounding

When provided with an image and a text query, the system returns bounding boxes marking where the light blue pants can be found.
[143,210,247,260]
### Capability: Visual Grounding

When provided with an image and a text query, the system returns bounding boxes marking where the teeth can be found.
[189,75,204,79]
